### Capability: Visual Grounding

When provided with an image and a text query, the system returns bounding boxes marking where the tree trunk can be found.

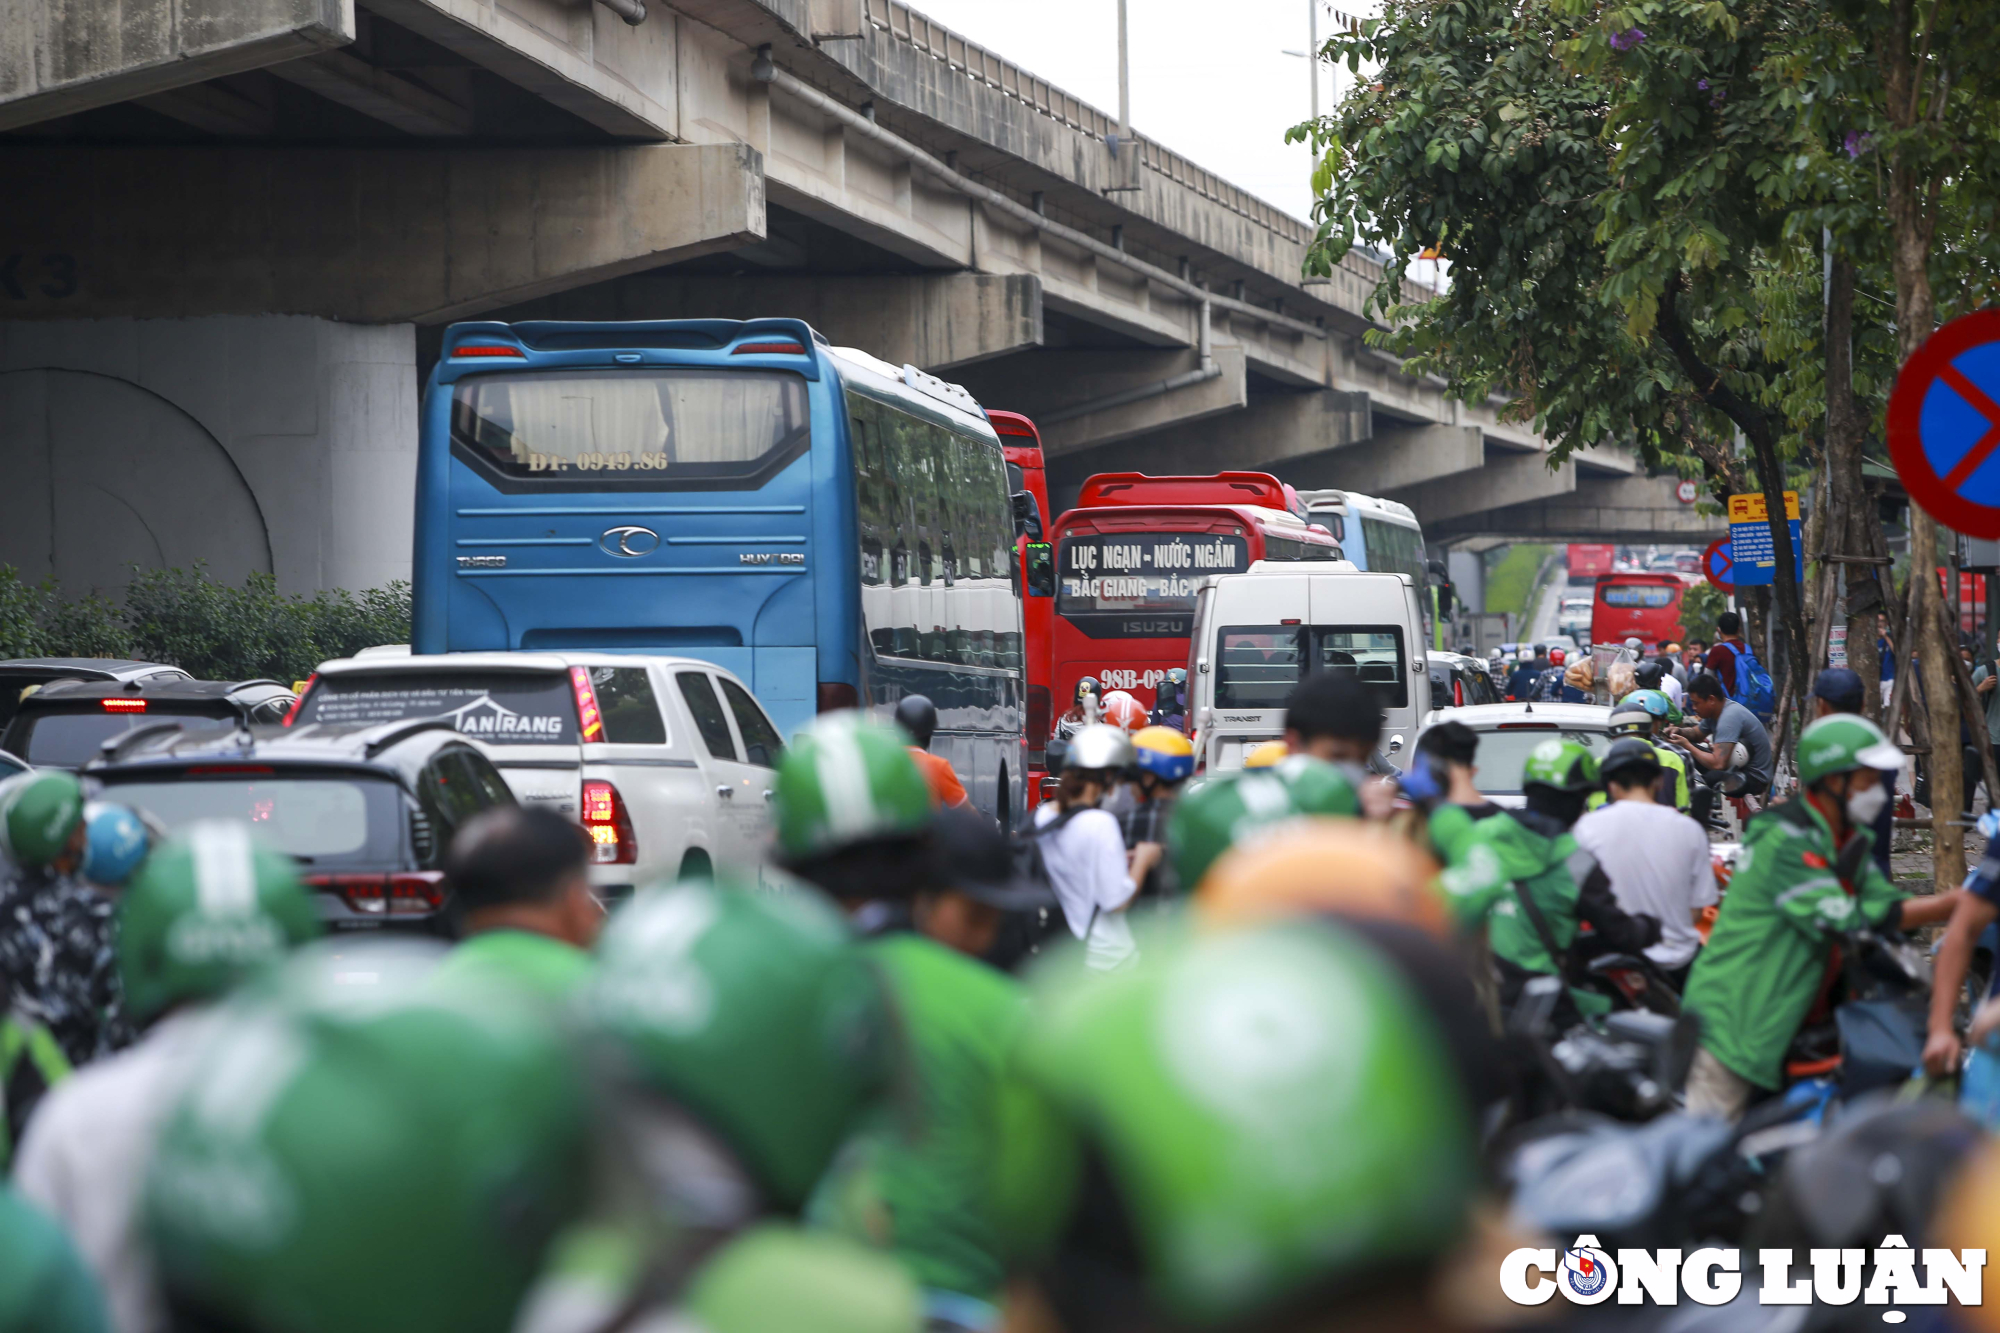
[1825,254,1886,719]
[1883,0,1960,888]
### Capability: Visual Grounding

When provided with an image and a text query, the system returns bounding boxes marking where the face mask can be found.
[1846,782,1888,826]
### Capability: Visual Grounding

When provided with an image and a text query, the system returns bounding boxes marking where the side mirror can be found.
[1386,733,1405,754]
[1011,491,1044,541]
[1025,542,1055,598]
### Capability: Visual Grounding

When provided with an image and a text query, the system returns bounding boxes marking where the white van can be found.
[1187,563,1427,773]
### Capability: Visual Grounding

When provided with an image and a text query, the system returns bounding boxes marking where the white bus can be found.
[1294,489,1438,644]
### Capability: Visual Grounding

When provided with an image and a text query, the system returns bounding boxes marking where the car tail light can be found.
[581,779,637,864]
[1453,679,1465,708]
[1039,775,1060,801]
[570,666,606,742]
[304,871,446,916]
[282,674,315,727]
[451,344,525,358]
[102,698,147,712]
[732,341,805,354]
[817,682,859,713]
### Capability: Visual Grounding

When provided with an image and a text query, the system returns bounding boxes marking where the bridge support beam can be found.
[1028,388,1367,481]
[1273,424,1483,495]
[1387,450,1576,526]
[1429,473,1722,543]
[958,345,1248,459]
[495,272,1042,371]
[0,142,764,323]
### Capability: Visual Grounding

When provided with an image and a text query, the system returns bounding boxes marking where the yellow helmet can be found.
[1242,740,1290,769]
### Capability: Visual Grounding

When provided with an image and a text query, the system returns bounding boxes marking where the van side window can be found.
[591,667,667,745]
[677,673,739,761]
[719,678,784,768]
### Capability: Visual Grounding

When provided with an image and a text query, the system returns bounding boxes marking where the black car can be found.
[86,719,516,928]
[2,677,298,770]
[0,658,193,731]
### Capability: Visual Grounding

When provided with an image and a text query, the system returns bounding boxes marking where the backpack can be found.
[989,809,1084,969]
[1720,641,1776,717]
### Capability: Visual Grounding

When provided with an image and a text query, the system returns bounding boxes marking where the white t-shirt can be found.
[14,1007,218,1333]
[1572,799,1718,969]
[1033,804,1138,969]
[1658,671,1686,708]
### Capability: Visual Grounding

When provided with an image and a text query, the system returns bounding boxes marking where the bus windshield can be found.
[451,369,809,487]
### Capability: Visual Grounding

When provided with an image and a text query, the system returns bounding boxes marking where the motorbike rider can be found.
[1283,669,1396,819]
[1607,697,1691,811]
[1439,739,1661,1020]
[1148,667,1189,730]
[990,918,1482,1333]
[1054,677,1102,741]
[1411,720,1504,863]
[1032,724,1145,970]
[1167,755,1362,893]
[15,822,320,1333]
[1104,726,1194,901]
[1682,714,1961,1119]
[1506,645,1546,701]
[1572,738,1717,990]
[76,803,154,894]
[894,694,971,809]
[435,806,602,1000]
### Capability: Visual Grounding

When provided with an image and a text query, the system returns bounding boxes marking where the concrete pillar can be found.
[1044,388,1368,478]
[496,273,1042,371]
[0,0,349,130]
[1275,423,1482,494]
[1390,451,1576,526]
[0,315,416,596]
[0,142,764,323]
[953,345,1248,457]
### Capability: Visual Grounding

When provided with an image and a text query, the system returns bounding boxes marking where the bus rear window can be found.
[1601,585,1677,608]
[1214,625,1407,709]
[297,673,579,745]
[451,369,809,489]
[1056,533,1247,634]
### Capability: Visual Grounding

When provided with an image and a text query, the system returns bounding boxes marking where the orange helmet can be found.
[1101,690,1147,732]
[1194,819,1451,939]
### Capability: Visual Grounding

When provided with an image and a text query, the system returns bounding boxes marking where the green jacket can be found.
[436,929,593,1001]
[0,1185,108,1333]
[812,934,1024,1301]
[1440,812,1592,976]
[1426,802,1505,867]
[1683,797,1904,1090]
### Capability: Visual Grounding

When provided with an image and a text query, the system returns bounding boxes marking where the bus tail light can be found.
[570,667,606,741]
[581,780,638,864]
[304,871,446,915]
[282,674,315,727]
[817,682,859,713]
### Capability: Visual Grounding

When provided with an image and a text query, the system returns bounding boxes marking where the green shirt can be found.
[1682,797,1904,1090]
[812,934,1025,1300]
[436,929,593,1001]
[0,1185,108,1333]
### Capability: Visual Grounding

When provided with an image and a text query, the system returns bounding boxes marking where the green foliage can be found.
[0,565,410,684]
[1484,544,1555,622]
[1678,582,1729,643]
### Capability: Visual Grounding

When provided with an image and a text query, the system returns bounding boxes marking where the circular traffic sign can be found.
[1703,537,1735,592]
[1675,479,1699,505]
[1888,309,2000,538]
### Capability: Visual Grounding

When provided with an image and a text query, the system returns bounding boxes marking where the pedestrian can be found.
[1878,613,1898,705]
[1282,669,1395,818]
[1414,720,1505,863]
[1704,612,1750,696]
[433,806,601,1000]
[894,694,970,808]
[1684,715,1960,1119]
[1572,738,1717,991]
[13,822,319,1333]
[0,773,126,1075]
[1028,724,1142,969]
[1675,673,1774,797]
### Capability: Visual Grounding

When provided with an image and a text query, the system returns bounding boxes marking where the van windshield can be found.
[1214,625,1407,709]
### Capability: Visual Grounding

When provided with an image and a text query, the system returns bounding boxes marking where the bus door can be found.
[431,343,820,736]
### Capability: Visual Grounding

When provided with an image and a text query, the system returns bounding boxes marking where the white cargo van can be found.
[1187,563,1427,773]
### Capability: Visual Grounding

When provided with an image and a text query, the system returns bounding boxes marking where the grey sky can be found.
[905,0,1358,224]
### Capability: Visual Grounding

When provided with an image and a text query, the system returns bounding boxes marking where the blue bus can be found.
[412,318,1028,823]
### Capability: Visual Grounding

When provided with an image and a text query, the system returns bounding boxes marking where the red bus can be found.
[1567,543,1616,583]
[991,411,1054,810]
[1049,472,1342,731]
[1591,572,1688,650]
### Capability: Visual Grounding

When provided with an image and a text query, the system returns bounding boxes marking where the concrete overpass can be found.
[0,0,1704,595]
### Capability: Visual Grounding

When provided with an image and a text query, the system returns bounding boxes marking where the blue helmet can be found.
[80,801,152,887]
[1132,726,1195,783]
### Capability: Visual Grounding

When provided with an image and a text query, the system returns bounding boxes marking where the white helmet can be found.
[1065,723,1136,773]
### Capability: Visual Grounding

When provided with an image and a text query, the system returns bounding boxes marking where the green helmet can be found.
[117,822,323,1025]
[773,712,932,862]
[1168,756,1359,891]
[0,770,84,868]
[146,939,588,1333]
[1519,737,1599,793]
[684,1225,923,1333]
[581,880,891,1211]
[996,919,1476,1324]
[1626,688,1681,725]
[1607,703,1653,738]
[1796,713,1904,787]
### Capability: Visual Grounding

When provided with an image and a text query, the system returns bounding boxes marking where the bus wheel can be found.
[677,848,713,881]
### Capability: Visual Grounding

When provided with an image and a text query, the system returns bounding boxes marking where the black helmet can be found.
[892,694,937,750]
[1600,736,1662,786]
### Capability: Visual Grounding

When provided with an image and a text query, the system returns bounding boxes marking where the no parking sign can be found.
[1889,309,2000,537]
[1702,537,1734,592]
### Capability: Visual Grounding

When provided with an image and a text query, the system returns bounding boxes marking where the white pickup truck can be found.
[291,650,785,897]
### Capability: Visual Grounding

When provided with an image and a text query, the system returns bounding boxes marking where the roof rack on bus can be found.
[1078,472,1290,510]
[900,363,982,416]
